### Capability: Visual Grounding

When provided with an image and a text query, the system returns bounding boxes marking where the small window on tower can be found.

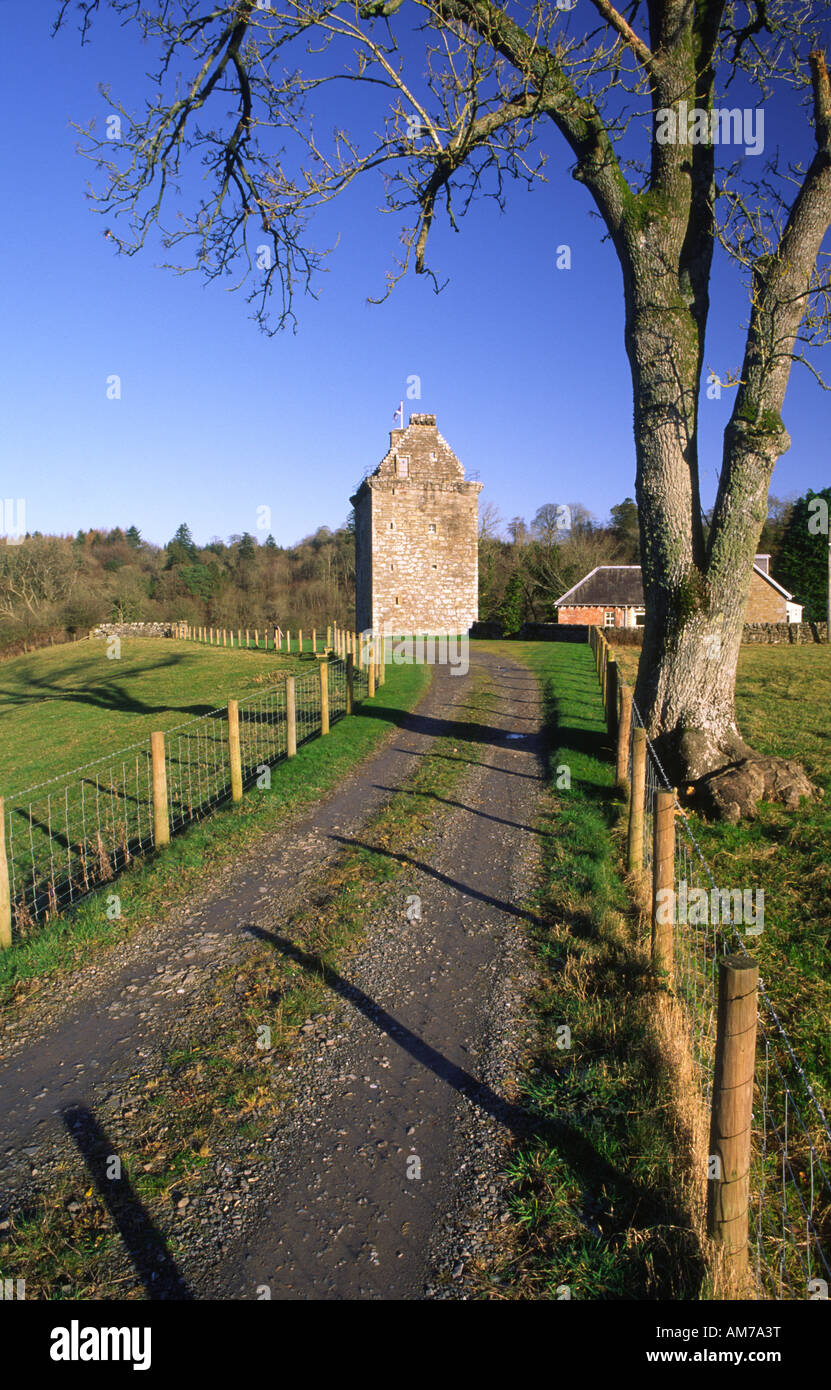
[428,523,437,534]
[389,521,394,529]
[395,596,400,606]
[398,456,409,477]
[390,563,394,571]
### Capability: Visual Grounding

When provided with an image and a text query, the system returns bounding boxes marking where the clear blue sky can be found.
[1,5,828,548]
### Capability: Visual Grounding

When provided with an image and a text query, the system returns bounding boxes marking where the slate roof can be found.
[556,561,796,606]
[556,566,644,606]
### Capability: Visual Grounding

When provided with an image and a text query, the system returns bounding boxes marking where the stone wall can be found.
[742,621,827,644]
[90,621,186,640]
[745,570,791,623]
[518,622,590,643]
[352,414,481,633]
[605,622,827,646]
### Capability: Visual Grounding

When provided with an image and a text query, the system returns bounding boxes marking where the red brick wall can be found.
[559,606,625,626]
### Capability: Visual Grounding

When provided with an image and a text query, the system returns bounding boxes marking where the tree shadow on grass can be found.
[0,654,218,719]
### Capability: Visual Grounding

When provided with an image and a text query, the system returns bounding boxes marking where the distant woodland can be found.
[0,489,825,659]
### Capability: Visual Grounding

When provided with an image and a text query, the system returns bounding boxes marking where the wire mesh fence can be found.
[607,632,831,1301]
[3,657,359,944]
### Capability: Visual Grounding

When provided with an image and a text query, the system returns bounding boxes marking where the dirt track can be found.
[0,647,546,1298]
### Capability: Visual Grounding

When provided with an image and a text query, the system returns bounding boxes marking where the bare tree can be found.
[478,499,504,540]
[0,538,78,621]
[56,0,831,815]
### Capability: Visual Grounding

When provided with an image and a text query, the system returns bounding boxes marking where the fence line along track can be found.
[588,624,830,1301]
[1,635,372,946]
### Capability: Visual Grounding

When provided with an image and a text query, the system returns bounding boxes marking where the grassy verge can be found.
[0,669,495,1298]
[0,636,317,796]
[612,642,831,1112]
[472,640,705,1300]
[0,660,430,1002]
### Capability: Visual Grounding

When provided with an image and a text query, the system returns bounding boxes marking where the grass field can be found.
[0,636,317,798]
[0,648,430,996]
[612,641,831,1111]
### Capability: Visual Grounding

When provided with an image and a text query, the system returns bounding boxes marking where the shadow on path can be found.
[62,1104,193,1301]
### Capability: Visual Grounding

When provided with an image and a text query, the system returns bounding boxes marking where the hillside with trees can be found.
[0,520,355,658]
[0,490,815,658]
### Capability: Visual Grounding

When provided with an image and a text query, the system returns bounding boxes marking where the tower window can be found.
[389,521,394,529]
[398,456,409,477]
[395,596,400,605]
[428,523,437,534]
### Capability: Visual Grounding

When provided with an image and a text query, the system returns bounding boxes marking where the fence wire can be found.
[4,657,353,942]
[615,650,831,1301]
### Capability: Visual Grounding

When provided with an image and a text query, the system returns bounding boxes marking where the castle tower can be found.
[350,413,481,634]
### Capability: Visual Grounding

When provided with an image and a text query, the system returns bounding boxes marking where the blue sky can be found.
[1,4,828,548]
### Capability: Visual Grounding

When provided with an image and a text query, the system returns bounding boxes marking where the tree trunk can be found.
[625,233,815,822]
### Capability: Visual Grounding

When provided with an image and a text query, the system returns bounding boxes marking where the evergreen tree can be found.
[776,488,831,624]
[499,573,525,635]
[166,523,198,566]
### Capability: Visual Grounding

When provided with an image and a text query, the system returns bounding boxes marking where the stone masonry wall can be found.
[742,621,827,644]
[91,621,186,639]
[352,414,481,633]
[745,570,790,623]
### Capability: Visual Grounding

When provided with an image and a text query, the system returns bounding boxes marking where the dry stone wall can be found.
[90,621,187,640]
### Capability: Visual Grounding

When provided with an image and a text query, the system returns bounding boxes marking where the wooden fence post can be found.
[651,790,675,973]
[627,726,647,874]
[255,629,259,649]
[346,652,354,714]
[319,660,330,734]
[286,629,291,653]
[606,656,618,741]
[246,629,250,648]
[357,634,364,670]
[0,798,11,950]
[326,625,332,650]
[378,636,386,686]
[368,655,375,698]
[150,731,170,848]
[298,628,303,653]
[617,687,633,790]
[312,628,317,653]
[286,677,297,757]
[227,699,243,802]
[708,955,759,1290]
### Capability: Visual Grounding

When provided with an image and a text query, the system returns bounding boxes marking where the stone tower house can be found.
[351,413,481,634]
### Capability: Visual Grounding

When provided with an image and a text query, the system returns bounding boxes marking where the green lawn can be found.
[612,641,831,1109]
[0,648,429,992]
[0,637,318,798]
